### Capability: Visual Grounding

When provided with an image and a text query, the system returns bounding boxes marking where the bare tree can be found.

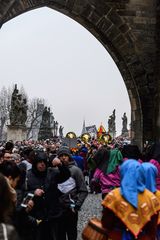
[0,86,11,141]
[20,85,28,101]
[26,98,45,140]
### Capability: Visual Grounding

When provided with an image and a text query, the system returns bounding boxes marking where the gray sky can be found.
[0,7,130,136]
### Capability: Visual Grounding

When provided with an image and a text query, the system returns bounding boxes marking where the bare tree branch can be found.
[26,98,45,139]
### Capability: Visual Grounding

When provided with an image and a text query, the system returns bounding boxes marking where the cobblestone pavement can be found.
[77,193,102,240]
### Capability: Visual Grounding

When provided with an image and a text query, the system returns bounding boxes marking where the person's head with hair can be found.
[120,160,145,208]
[11,153,21,164]
[121,144,141,160]
[141,162,158,193]
[0,173,14,222]
[12,147,19,154]
[50,144,56,154]
[0,161,21,189]
[5,142,14,153]
[3,152,13,161]
[92,146,110,172]
[22,148,35,162]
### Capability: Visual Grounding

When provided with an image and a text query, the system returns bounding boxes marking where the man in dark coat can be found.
[26,151,70,240]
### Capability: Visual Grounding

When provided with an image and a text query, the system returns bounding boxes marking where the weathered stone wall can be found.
[0,0,159,148]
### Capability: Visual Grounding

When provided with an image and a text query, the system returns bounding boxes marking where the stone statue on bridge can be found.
[42,107,51,127]
[59,125,64,138]
[108,109,116,138]
[121,112,128,136]
[38,107,53,140]
[7,84,28,142]
[10,84,28,127]
[53,121,58,136]
[108,109,116,132]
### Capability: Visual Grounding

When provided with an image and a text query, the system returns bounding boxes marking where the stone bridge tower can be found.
[0,0,160,148]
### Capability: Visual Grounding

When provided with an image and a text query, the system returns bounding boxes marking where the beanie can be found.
[58,146,71,158]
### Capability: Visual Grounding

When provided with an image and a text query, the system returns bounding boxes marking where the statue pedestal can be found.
[109,131,116,139]
[38,127,53,141]
[7,125,27,142]
[122,128,129,138]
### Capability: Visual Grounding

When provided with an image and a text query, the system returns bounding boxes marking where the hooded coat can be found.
[26,152,71,221]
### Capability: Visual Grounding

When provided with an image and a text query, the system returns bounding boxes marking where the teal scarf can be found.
[106,148,123,174]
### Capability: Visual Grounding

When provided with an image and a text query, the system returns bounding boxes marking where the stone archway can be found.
[1,0,160,148]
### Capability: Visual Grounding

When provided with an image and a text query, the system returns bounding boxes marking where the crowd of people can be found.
[0,139,88,240]
[1,138,160,239]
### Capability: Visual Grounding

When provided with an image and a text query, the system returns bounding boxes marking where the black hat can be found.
[34,151,48,164]
[58,146,71,158]
[32,152,47,168]
[32,151,48,176]
[121,144,141,160]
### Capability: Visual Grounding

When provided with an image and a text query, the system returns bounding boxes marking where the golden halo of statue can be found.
[81,133,91,143]
[66,132,77,139]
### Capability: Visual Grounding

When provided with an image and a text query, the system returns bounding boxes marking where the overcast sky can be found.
[0,7,131,136]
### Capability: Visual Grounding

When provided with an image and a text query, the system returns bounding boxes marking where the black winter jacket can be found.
[26,165,70,221]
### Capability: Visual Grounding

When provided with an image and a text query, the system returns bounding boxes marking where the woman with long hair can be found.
[91,146,123,198]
